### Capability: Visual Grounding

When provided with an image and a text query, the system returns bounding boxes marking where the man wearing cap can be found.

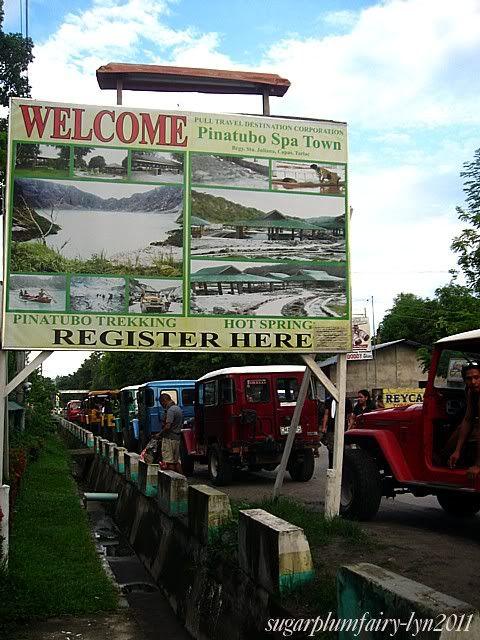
[448,363,480,479]
[159,393,183,473]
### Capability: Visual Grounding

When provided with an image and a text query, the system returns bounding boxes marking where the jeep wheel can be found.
[341,448,382,521]
[437,492,480,517]
[180,441,195,477]
[288,448,315,482]
[208,444,233,486]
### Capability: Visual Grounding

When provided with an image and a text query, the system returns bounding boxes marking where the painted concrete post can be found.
[125,452,140,484]
[157,470,188,516]
[239,508,314,594]
[113,446,127,474]
[337,563,480,639]
[99,438,109,459]
[86,431,94,448]
[188,484,232,544]
[94,436,101,455]
[138,460,159,497]
[107,442,116,466]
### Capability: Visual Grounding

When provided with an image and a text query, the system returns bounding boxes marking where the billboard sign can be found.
[346,315,372,360]
[3,99,350,353]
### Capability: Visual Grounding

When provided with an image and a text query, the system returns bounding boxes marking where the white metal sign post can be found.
[273,353,347,519]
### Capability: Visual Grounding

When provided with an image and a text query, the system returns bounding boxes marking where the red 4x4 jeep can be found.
[342,329,480,520]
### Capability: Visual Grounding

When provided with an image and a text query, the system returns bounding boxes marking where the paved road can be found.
[189,447,480,549]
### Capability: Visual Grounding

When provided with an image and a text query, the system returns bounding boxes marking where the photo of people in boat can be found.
[271,160,346,195]
[70,276,127,313]
[9,274,67,311]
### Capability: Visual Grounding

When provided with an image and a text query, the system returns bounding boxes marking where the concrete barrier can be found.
[188,484,232,544]
[99,438,109,459]
[106,442,116,466]
[94,436,101,454]
[337,563,480,639]
[113,446,127,474]
[239,508,314,595]
[157,470,188,516]
[86,431,94,448]
[138,460,159,497]
[125,452,140,483]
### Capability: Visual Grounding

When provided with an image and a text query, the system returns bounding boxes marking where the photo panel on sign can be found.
[69,275,127,313]
[190,258,346,318]
[73,146,128,181]
[130,150,184,184]
[271,159,346,195]
[128,277,183,314]
[15,142,70,179]
[190,153,270,190]
[189,188,346,262]
[11,178,184,276]
[8,273,67,311]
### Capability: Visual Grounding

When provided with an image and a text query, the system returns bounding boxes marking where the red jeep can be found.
[343,329,480,520]
[181,366,320,485]
[66,400,82,423]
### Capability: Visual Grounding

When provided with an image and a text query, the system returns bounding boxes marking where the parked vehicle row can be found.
[65,366,321,486]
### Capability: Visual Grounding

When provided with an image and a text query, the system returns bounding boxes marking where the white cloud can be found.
[321,10,358,29]
[263,0,480,128]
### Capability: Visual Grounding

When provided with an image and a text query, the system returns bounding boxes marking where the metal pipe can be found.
[83,492,119,502]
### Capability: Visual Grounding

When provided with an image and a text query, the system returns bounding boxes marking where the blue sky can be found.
[4,0,480,376]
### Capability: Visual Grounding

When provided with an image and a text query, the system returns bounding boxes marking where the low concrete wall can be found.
[337,563,480,639]
[87,454,296,639]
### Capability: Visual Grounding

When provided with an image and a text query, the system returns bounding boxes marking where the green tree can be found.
[0,1,34,206]
[451,148,480,293]
[377,293,436,345]
[88,155,106,170]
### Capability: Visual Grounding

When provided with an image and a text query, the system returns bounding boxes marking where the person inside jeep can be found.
[446,363,480,479]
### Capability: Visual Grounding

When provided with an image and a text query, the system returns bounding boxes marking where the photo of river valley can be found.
[11,178,184,276]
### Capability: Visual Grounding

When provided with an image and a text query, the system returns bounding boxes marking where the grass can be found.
[11,241,182,277]
[208,495,369,638]
[0,433,118,636]
[15,167,69,179]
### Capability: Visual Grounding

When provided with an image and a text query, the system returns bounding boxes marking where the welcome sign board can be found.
[3,99,350,353]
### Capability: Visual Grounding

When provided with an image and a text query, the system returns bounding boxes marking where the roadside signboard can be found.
[346,315,372,361]
[383,387,425,408]
[3,99,350,352]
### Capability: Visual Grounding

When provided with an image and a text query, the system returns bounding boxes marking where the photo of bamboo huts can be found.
[190,188,345,261]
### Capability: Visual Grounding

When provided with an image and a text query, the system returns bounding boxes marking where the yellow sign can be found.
[383,388,425,408]
[3,99,350,353]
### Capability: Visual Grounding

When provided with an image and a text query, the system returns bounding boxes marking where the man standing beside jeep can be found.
[159,393,183,474]
[448,363,480,479]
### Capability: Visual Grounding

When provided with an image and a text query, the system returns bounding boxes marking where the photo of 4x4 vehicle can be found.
[342,328,480,520]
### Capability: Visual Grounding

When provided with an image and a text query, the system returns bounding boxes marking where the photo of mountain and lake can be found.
[11,178,184,276]
[190,187,346,261]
